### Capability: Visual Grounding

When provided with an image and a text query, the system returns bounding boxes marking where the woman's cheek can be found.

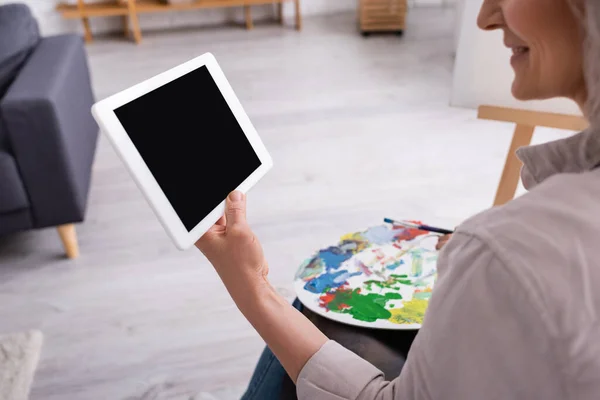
[502,0,541,41]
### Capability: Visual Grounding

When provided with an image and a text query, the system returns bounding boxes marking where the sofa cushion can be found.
[0,116,5,151]
[0,209,33,236]
[0,150,29,213]
[0,3,40,98]
[0,112,11,152]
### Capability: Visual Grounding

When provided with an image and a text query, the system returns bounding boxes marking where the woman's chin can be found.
[511,81,536,101]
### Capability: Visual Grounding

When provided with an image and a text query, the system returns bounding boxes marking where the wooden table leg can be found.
[277,2,284,25]
[493,124,535,206]
[244,5,254,29]
[294,0,302,30]
[123,15,130,38]
[77,0,93,43]
[125,0,142,44]
[57,224,79,259]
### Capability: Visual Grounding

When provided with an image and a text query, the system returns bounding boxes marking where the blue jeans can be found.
[241,299,303,400]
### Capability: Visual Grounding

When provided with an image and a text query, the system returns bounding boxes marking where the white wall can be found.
[1,0,453,37]
[450,0,581,115]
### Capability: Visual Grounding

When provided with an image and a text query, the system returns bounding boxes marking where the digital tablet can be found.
[91,52,273,250]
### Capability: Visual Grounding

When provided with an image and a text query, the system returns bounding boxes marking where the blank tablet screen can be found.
[114,66,262,232]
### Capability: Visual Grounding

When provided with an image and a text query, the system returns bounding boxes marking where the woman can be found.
[196,0,600,398]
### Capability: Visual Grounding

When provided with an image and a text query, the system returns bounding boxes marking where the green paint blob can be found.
[411,251,423,277]
[363,274,414,291]
[325,289,402,322]
[413,291,432,300]
[388,299,428,325]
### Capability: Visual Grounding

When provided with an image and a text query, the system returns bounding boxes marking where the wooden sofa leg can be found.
[57,224,79,259]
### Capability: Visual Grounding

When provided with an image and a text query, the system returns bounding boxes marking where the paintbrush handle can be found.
[418,225,454,235]
[384,218,454,235]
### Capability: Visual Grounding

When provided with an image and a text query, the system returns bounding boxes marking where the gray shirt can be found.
[297,129,600,400]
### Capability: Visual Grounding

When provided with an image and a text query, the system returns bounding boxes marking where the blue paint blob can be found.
[386,259,405,270]
[318,247,354,271]
[363,226,408,245]
[295,256,325,280]
[304,270,362,294]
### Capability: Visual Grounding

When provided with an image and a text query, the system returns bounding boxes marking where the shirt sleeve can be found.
[296,232,559,400]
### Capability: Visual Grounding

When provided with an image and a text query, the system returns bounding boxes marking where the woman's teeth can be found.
[513,47,529,55]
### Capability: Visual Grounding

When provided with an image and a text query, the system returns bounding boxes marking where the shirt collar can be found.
[516,128,600,190]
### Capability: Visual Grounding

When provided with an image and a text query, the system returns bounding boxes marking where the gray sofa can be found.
[0,3,98,258]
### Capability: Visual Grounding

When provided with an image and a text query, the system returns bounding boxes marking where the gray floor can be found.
[0,8,571,400]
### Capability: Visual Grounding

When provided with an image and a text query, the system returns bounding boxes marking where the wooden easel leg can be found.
[77,0,93,43]
[245,5,254,29]
[493,124,535,206]
[57,224,79,259]
[126,0,142,44]
[277,2,284,25]
[294,0,302,30]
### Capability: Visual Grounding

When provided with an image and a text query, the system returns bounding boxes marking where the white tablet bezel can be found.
[91,52,273,250]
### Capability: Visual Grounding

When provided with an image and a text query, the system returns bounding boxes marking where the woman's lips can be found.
[510,46,530,66]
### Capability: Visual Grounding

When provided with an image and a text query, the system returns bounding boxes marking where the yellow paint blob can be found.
[388,299,428,325]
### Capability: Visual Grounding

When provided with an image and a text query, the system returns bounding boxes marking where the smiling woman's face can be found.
[478,0,587,107]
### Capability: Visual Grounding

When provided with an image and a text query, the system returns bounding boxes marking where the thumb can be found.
[225,191,247,227]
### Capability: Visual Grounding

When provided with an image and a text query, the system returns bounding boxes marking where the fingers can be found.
[225,191,247,227]
[215,215,226,226]
[196,216,226,253]
[195,225,223,253]
[196,192,246,254]
[435,234,452,251]
[195,232,214,254]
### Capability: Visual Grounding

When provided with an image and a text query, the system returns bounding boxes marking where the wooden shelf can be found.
[137,0,292,11]
[57,2,128,18]
[56,0,302,44]
[358,0,407,34]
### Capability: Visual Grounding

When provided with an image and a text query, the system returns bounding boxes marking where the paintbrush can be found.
[383,218,454,235]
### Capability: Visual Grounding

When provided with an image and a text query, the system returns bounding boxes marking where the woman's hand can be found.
[195,191,269,296]
[436,234,452,251]
[195,191,328,382]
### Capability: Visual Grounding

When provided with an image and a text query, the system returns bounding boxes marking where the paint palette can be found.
[294,223,439,330]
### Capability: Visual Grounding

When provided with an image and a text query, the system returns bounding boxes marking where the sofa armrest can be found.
[0,34,99,228]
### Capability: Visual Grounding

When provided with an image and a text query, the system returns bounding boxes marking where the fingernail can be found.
[229,191,243,201]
